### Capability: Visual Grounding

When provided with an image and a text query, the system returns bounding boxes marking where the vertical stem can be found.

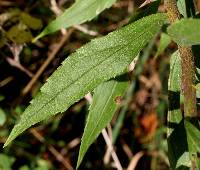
[165,0,197,117]
[179,46,197,117]
[165,0,180,22]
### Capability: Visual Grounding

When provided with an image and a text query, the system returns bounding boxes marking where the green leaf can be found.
[0,154,15,170]
[7,22,33,43]
[77,76,128,168]
[156,33,171,57]
[177,0,196,18]
[35,0,117,40]
[168,51,182,127]
[167,51,200,169]
[4,13,166,147]
[0,108,6,126]
[20,12,43,30]
[167,19,200,45]
[177,0,187,18]
[19,166,29,170]
[167,51,189,169]
[184,119,200,169]
[195,83,200,90]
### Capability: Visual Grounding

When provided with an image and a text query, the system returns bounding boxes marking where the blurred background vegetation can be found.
[0,0,173,169]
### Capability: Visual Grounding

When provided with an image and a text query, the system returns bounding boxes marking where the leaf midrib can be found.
[82,81,118,150]
[23,21,158,122]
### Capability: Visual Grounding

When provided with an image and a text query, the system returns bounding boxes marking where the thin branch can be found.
[127,151,144,170]
[30,128,74,170]
[6,57,34,78]
[102,129,123,170]
[0,76,14,87]
[6,44,34,77]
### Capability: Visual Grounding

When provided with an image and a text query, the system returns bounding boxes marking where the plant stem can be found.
[165,0,197,117]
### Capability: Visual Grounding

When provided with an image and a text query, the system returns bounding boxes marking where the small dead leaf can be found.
[7,22,33,43]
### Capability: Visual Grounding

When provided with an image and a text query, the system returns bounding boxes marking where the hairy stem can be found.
[165,0,197,117]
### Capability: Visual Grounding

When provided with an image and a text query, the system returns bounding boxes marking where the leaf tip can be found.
[76,155,82,170]
[3,136,12,148]
[3,124,22,148]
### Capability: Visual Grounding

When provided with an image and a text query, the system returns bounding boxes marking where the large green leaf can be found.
[35,0,117,40]
[77,76,128,168]
[4,13,166,147]
[167,19,200,45]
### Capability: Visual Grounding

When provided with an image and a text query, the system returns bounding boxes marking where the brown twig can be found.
[22,28,74,95]
[165,0,197,117]
[6,57,34,77]
[6,44,34,77]
[0,1,15,6]
[102,129,123,170]
[0,76,14,87]
[30,128,74,170]
[127,151,144,170]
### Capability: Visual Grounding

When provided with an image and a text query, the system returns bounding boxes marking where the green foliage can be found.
[0,108,6,126]
[35,0,117,40]
[167,51,188,169]
[184,119,200,168]
[2,0,200,169]
[156,33,171,57]
[167,19,200,45]
[7,22,33,43]
[77,76,128,168]
[177,0,196,18]
[167,51,200,169]
[0,9,42,45]
[4,13,166,148]
[177,0,187,18]
[20,12,43,30]
[0,154,15,170]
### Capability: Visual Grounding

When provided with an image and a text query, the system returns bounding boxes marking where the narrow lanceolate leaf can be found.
[167,51,189,169]
[177,0,187,18]
[177,0,196,18]
[167,19,200,45]
[168,51,182,131]
[35,0,117,40]
[167,51,200,169]
[4,13,166,147]
[156,33,171,57]
[77,76,128,169]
